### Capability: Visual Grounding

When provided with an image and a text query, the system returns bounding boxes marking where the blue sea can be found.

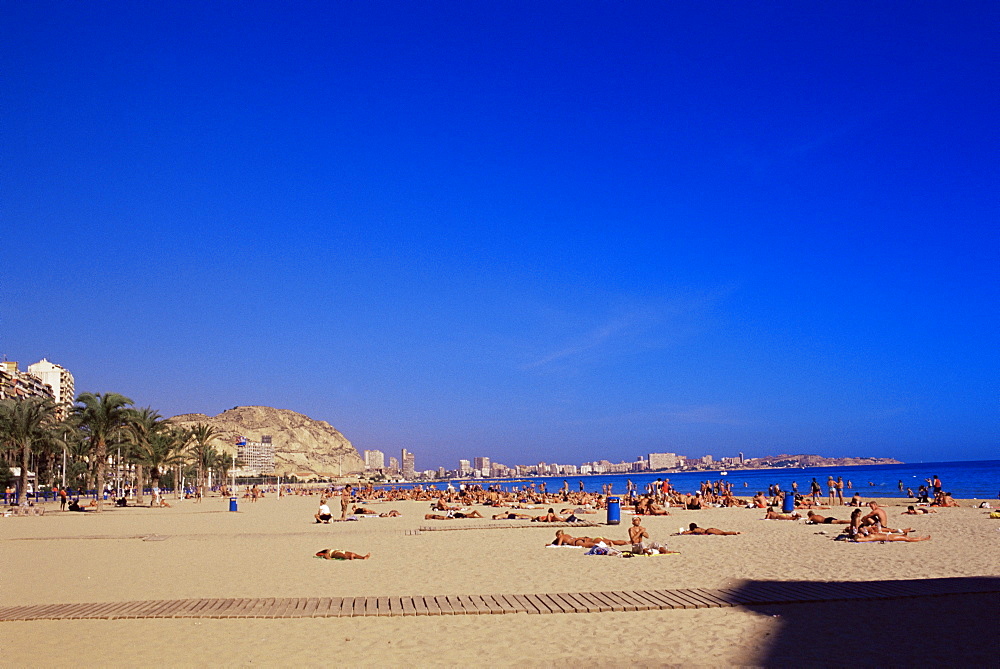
[413,460,1000,500]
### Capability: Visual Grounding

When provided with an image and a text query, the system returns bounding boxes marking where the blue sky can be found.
[3,2,997,468]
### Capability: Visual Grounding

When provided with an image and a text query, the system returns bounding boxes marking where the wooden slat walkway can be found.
[0,577,995,621]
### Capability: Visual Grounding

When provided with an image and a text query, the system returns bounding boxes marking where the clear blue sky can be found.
[4,2,997,468]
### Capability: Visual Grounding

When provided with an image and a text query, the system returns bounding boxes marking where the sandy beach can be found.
[1,493,997,667]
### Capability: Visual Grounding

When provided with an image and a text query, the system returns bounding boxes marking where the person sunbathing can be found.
[378,509,401,517]
[434,498,460,511]
[681,522,740,535]
[315,549,370,560]
[493,511,534,520]
[549,530,628,548]
[806,510,850,525]
[764,507,801,520]
[532,508,566,522]
[645,502,671,516]
[852,532,931,543]
[351,505,378,515]
[902,506,936,515]
[424,510,483,520]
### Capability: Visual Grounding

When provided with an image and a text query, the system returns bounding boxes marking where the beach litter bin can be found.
[607,496,621,525]
[229,496,238,512]
[781,491,795,514]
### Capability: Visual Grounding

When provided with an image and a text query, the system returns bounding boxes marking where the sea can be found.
[394,459,1000,500]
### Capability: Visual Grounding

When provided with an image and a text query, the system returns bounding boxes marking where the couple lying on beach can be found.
[549,517,674,555]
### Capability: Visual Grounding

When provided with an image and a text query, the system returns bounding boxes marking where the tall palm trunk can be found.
[18,437,30,505]
[135,463,144,505]
[94,437,106,511]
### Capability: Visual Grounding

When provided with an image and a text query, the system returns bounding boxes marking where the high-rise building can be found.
[458,459,471,476]
[401,449,415,479]
[235,435,275,475]
[388,457,400,474]
[474,456,491,476]
[363,449,385,470]
[27,359,75,418]
[647,453,679,470]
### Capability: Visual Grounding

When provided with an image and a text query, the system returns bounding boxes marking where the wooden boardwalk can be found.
[0,577,995,621]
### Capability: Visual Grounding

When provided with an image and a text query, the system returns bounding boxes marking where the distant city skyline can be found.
[4,3,997,469]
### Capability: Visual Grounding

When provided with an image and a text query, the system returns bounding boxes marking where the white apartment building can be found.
[235,435,275,475]
[363,449,385,470]
[27,358,75,418]
[647,452,679,470]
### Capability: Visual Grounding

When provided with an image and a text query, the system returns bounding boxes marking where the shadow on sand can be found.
[730,576,1000,667]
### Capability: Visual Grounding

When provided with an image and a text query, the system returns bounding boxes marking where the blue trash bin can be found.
[606,496,621,525]
[781,491,795,513]
[229,497,238,512]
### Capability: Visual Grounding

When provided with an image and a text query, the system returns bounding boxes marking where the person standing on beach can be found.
[810,478,821,502]
[827,476,836,505]
[340,485,352,521]
[835,477,845,505]
[932,476,942,495]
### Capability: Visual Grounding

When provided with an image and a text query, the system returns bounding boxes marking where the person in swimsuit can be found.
[315,549,370,560]
[628,517,674,553]
[681,523,740,535]
[532,508,566,522]
[902,506,936,515]
[806,510,850,525]
[549,530,629,548]
[765,507,801,520]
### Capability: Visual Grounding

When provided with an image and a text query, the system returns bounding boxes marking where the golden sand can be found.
[1,493,997,666]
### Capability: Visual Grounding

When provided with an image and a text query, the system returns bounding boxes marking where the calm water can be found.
[425,459,1000,500]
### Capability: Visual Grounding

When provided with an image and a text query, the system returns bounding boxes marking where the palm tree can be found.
[135,427,189,505]
[125,407,164,505]
[74,392,134,512]
[0,397,60,505]
[187,423,221,500]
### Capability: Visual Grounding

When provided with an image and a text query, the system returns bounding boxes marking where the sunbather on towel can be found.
[680,522,740,535]
[764,507,801,520]
[549,530,628,548]
[532,508,566,522]
[424,510,483,520]
[315,549,370,560]
[806,511,850,525]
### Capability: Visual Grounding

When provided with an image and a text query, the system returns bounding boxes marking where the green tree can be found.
[125,407,164,505]
[187,423,221,500]
[136,427,189,505]
[74,392,134,512]
[0,397,61,505]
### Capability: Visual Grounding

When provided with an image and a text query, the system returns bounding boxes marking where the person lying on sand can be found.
[379,509,401,517]
[549,530,629,548]
[680,522,740,535]
[532,508,566,522]
[629,517,676,553]
[902,506,936,515]
[492,511,535,520]
[351,505,379,515]
[424,510,483,520]
[806,510,850,525]
[765,507,801,520]
[852,532,931,543]
[315,549,370,560]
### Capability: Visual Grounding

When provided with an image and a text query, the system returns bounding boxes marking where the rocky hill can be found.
[748,454,902,468]
[168,406,364,478]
